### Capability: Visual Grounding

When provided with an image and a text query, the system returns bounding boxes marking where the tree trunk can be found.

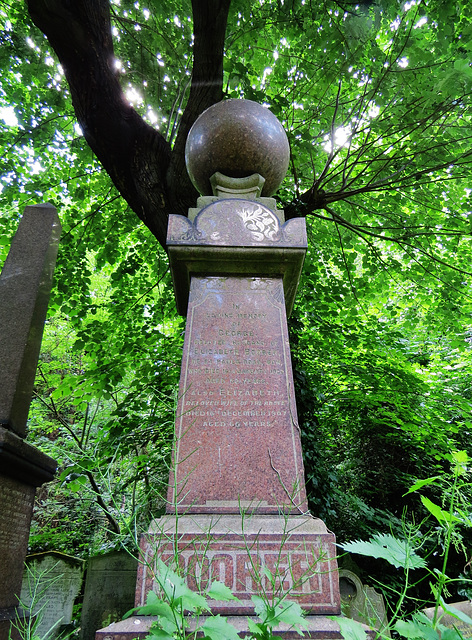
[26,0,232,250]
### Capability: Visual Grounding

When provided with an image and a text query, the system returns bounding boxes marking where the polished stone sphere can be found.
[185,99,290,197]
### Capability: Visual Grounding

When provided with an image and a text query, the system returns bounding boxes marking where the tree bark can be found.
[26,0,231,250]
[167,0,232,213]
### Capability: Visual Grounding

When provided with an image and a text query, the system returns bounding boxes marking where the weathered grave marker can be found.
[0,204,60,640]
[20,553,84,639]
[339,568,390,636]
[80,552,138,640]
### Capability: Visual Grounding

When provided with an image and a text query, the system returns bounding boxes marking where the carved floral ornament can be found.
[236,205,279,241]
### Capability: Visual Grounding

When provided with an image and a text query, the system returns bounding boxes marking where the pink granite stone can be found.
[167,276,308,515]
[96,615,352,640]
[135,515,340,616]
[166,201,307,318]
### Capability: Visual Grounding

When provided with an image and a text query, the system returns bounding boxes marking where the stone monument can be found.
[97,100,342,639]
[20,553,84,640]
[81,552,138,640]
[339,569,389,636]
[0,204,60,640]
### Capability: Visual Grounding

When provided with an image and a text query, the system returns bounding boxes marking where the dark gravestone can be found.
[81,552,138,640]
[0,205,60,640]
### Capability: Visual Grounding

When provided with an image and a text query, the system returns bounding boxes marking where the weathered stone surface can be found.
[339,569,389,636]
[423,601,472,638]
[137,514,340,616]
[96,615,350,640]
[81,552,138,640]
[0,475,35,610]
[185,99,290,197]
[167,200,307,317]
[167,275,307,515]
[20,553,84,640]
[0,205,59,640]
[188,193,282,222]
[169,199,305,247]
[0,431,56,631]
[209,172,266,201]
[0,204,61,437]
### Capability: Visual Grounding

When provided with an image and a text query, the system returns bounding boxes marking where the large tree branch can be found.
[167,0,232,213]
[25,0,232,249]
[26,0,172,249]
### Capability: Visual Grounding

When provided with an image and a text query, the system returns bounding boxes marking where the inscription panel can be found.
[0,475,35,604]
[168,276,307,513]
[138,532,339,615]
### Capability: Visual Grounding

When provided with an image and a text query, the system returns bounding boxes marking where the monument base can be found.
[94,514,349,639]
[136,514,340,615]
[96,614,350,640]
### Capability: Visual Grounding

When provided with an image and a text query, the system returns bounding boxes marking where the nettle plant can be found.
[339,450,472,640]
[124,452,472,640]
[126,557,308,640]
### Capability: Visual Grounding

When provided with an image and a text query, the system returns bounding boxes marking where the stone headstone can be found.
[80,552,138,640]
[423,601,472,637]
[339,569,389,636]
[0,205,60,640]
[20,553,84,640]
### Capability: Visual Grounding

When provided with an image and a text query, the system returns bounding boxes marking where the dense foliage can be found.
[0,0,471,606]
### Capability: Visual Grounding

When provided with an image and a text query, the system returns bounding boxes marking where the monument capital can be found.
[167,199,306,317]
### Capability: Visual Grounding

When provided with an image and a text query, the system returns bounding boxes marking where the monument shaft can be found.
[0,204,61,437]
[169,275,307,514]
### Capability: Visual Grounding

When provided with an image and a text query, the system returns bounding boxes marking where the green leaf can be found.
[200,615,240,640]
[439,597,472,627]
[394,619,429,639]
[262,566,273,584]
[274,601,307,630]
[440,628,465,640]
[147,631,175,640]
[155,559,209,612]
[339,534,426,569]
[252,595,267,619]
[206,581,241,602]
[247,618,263,637]
[334,616,367,640]
[404,476,441,495]
[133,591,175,620]
[420,496,461,524]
